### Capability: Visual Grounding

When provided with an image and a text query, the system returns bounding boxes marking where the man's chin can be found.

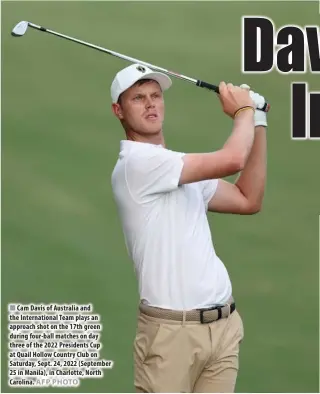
[142,123,163,135]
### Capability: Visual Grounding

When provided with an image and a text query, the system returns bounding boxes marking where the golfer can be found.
[110,63,267,393]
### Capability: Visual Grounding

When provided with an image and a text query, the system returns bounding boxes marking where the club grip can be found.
[196,79,270,113]
[196,80,219,93]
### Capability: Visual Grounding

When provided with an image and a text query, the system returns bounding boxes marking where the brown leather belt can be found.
[139,297,235,324]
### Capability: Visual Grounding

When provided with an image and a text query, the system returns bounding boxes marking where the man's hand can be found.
[240,84,268,128]
[218,81,255,118]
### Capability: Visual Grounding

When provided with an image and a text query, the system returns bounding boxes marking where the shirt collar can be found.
[120,140,164,152]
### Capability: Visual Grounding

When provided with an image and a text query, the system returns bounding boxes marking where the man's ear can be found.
[111,103,124,120]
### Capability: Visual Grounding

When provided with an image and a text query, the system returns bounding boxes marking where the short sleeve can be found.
[125,147,185,201]
[199,179,219,208]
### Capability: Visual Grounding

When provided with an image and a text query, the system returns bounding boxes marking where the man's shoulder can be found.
[123,144,184,165]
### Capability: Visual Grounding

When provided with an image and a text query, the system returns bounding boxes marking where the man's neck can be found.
[126,131,165,147]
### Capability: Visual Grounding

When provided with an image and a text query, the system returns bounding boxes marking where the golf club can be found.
[11,20,270,113]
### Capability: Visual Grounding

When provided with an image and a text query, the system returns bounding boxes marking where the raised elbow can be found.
[247,203,262,214]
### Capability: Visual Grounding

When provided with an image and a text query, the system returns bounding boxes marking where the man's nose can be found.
[145,97,155,108]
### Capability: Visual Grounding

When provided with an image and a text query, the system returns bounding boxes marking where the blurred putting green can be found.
[2,1,319,393]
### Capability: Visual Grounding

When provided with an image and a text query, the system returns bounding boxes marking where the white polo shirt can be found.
[111,140,232,310]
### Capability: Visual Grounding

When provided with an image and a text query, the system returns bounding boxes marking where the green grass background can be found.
[2,1,319,392]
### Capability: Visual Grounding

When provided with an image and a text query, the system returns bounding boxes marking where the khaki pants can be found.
[134,304,244,393]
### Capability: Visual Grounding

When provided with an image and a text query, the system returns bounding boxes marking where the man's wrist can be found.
[234,108,255,122]
[234,106,255,118]
[255,125,267,132]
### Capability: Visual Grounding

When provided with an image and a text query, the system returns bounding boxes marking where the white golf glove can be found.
[240,84,268,128]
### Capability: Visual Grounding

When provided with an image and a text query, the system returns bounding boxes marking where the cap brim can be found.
[137,72,172,92]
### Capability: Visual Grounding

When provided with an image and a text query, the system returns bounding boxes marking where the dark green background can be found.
[2,1,319,392]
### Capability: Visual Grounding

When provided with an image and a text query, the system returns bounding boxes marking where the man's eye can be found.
[134,96,143,100]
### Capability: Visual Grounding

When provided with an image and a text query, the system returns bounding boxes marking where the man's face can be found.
[112,80,165,135]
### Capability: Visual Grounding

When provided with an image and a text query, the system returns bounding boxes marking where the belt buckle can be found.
[199,305,222,324]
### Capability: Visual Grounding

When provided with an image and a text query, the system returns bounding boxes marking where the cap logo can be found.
[137,66,146,73]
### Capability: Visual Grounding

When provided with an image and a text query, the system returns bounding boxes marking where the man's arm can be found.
[207,126,267,214]
[179,82,256,185]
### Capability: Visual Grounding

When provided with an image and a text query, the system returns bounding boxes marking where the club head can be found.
[11,21,29,37]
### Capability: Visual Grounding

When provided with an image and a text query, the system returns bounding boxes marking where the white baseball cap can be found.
[110,63,172,103]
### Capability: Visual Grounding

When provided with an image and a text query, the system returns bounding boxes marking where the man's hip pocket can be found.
[134,312,163,364]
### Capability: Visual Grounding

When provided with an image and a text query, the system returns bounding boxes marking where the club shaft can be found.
[28,22,198,85]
